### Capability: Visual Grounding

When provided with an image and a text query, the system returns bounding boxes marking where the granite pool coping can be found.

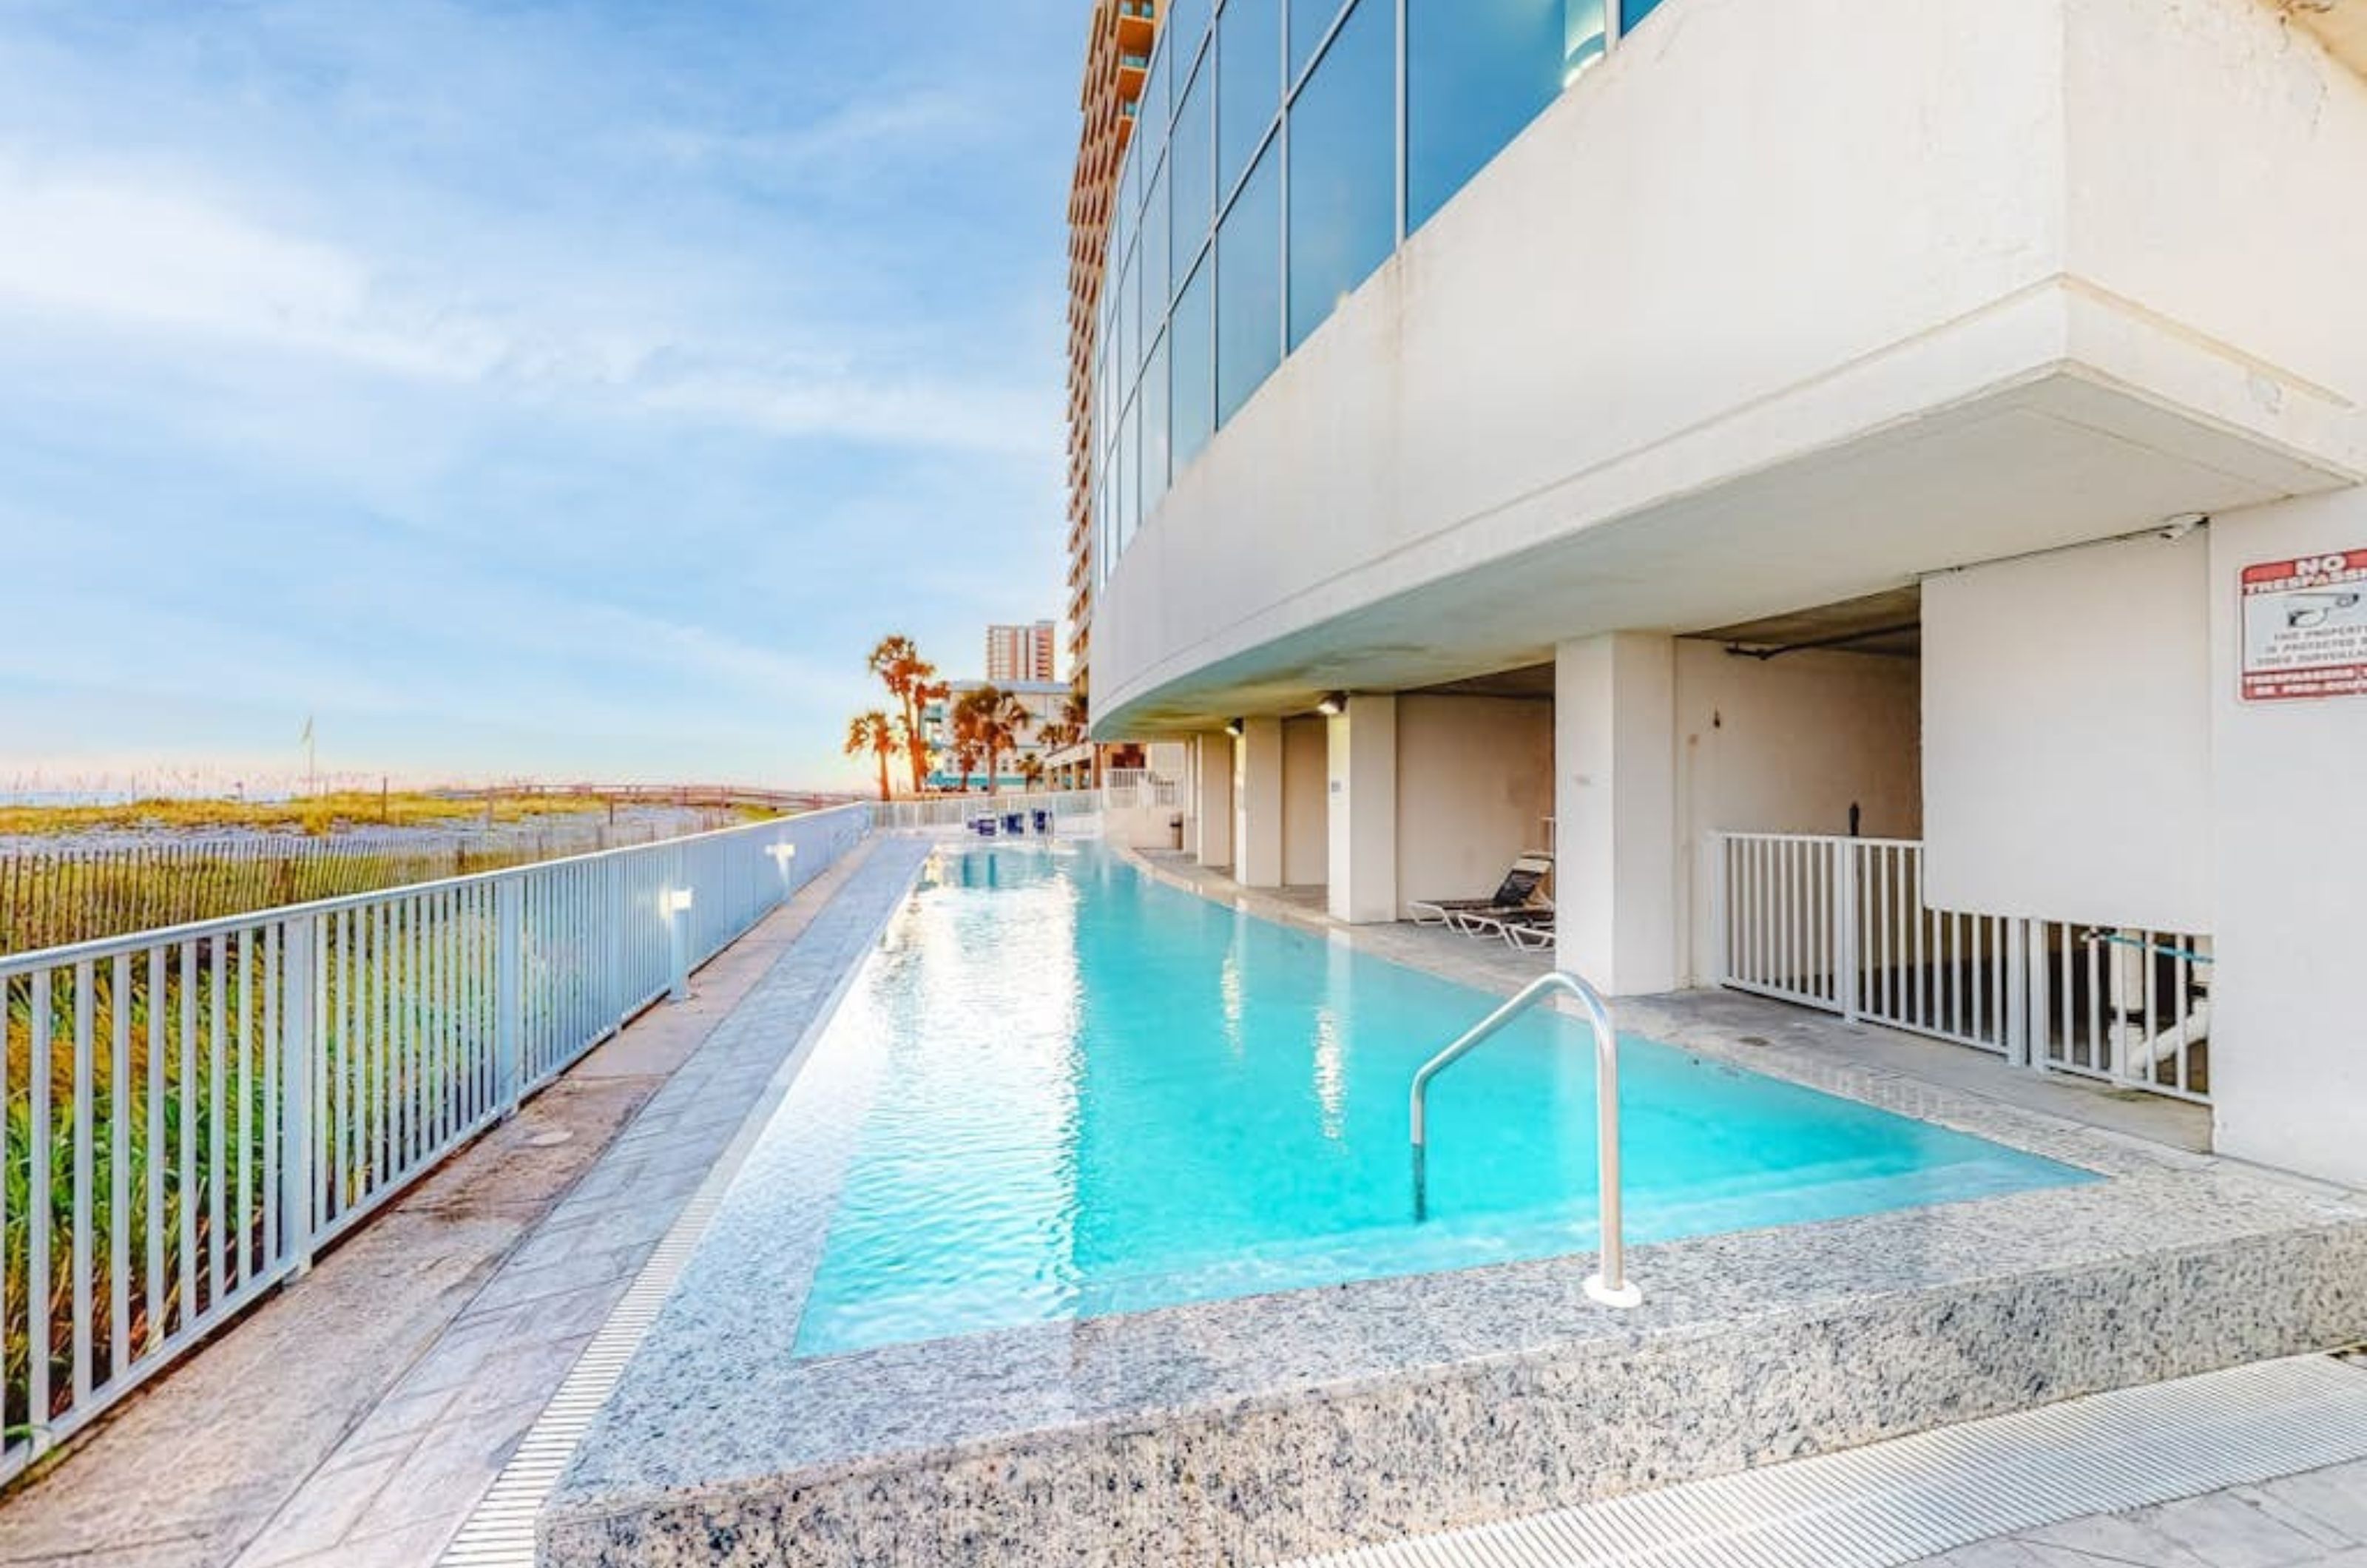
[540,837,2367,1567]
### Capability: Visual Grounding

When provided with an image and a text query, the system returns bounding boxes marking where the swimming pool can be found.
[775,841,2088,1359]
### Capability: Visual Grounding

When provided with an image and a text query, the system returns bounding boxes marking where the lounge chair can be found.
[1452,904,1555,942]
[1408,854,1552,927]
[1502,914,1557,953]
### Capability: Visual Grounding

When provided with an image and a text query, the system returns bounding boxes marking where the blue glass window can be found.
[1117,242,1138,391]
[1408,0,1592,232]
[1166,0,1212,75]
[1215,138,1282,426]
[1171,54,1215,285]
[1217,0,1281,200]
[1171,254,1215,472]
[1147,22,1172,141]
[1142,327,1172,518]
[1144,162,1170,320]
[1288,0,1345,85]
[1287,0,1396,349]
[1118,389,1140,550]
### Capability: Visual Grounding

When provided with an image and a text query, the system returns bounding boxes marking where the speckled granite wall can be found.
[539,1146,2367,1565]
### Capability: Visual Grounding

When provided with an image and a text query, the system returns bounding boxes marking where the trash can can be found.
[1170,812,1185,850]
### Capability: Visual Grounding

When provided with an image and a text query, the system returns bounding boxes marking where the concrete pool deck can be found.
[538,834,2367,1567]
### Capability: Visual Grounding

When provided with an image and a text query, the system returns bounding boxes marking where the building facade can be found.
[1066,0,1161,700]
[985,621,1058,684]
[1084,0,2367,1184]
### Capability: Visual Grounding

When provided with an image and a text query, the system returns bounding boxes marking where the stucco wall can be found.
[1675,642,1923,983]
[2206,489,2367,1186]
[1922,533,2212,931]
[2065,0,2367,419]
[1281,716,1330,887]
[1394,696,1555,914]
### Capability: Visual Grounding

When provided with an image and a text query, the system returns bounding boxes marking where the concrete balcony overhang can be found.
[1091,0,2367,737]
[1101,315,2356,732]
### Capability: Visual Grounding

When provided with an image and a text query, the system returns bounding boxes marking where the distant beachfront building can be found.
[920,680,1072,791]
[1075,0,2367,1186]
[985,621,1058,685]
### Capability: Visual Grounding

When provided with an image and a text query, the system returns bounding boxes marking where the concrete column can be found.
[1234,718,1286,888]
[1192,732,1235,868]
[1554,633,1679,995]
[1327,695,1399,923]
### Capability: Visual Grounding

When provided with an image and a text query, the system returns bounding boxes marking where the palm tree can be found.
[867,635,941,795]
[1058,681,1096,788]
[843,712,896,801]
[947,700,985,791]
[1018,754,1047,792]
[953,685,1033,796]
[987,689,1033,795]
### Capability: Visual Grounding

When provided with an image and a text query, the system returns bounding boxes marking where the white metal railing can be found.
[0,805,867,1481]
[1408,970,1640,1308]
[0,813,738,955]
[1715,832,2209,1102]
[866,789,1104,832]
[1101,771,1181,809]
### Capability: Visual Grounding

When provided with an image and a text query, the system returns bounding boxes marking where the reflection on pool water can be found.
[776,842,2089,1358]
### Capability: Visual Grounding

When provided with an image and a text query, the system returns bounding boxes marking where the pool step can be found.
[1271,1354,2367,1568]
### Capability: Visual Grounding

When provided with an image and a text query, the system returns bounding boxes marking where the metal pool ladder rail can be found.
[1408,970,1641,1309]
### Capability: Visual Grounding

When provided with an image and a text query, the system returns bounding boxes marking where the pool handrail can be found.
[1408,968,1642,1309]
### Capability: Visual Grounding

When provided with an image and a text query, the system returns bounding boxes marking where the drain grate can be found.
[1276,1356,2367,1568]
[431,1170,735,1568]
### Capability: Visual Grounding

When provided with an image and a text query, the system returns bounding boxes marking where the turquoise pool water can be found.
[787,842,2088,1358]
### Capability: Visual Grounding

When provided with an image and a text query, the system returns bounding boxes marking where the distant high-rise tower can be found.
[985,621,1058,685]
[1065,0,1158,708]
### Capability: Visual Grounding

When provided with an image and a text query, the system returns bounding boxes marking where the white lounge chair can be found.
[1408,854,1552,927]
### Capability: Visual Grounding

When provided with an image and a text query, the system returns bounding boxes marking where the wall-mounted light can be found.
[1316,692,1348,717]
[664,888,695,914]
[1223,717,1245,737]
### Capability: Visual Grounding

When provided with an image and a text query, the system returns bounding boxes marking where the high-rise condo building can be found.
[985,621,1058,685]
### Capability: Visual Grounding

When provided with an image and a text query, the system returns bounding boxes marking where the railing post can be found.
[496,878,523,1117]
[280,916,316,1277]
[2004,916,2030,1067]
[2026,923,2064,1080]
[1706,831,1729,989]
[1836,838,1861,1023]
[607,854,627,1033]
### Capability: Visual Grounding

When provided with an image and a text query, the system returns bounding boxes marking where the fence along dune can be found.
[0,814,736,957]
[0,804,869,1479]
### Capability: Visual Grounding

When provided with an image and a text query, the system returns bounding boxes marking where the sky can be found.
[0,0,1084,794]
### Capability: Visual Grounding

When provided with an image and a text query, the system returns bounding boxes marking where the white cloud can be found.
[0,157,519,382]
[0,151,1053,456]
